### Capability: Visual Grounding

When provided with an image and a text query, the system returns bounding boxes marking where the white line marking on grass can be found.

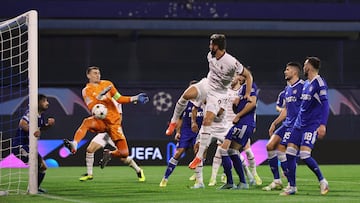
[41,194,91,203]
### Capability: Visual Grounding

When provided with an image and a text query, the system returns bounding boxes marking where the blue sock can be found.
[280,161,288,178]
[164,157,178,179]
[303,157,324,181]
[269,156,280,180]
[286,153,297,187]
[222,155,233,184]
[230,154,246,184]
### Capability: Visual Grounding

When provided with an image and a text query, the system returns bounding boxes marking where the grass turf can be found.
[1,165,360,203]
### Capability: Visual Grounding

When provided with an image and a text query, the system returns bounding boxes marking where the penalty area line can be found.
[41,194,90,203]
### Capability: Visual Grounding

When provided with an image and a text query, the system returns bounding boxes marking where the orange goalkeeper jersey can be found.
[82,80,121,125]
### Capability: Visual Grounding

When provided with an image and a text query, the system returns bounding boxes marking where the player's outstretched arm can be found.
[131,93,149,104]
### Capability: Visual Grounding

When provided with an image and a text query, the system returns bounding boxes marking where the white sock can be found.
[195,160,204,184]
[124,157,141,173]
[240,153,253,180]
[196,126,211,159]
[245,148,257,175]
[86,152,94,175]
[171,97,188,122]
[211,146,222,180]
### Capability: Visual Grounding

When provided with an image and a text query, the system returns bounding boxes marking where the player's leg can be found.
[209,145,222,186]
[299,131,328,195]
[217,139,236,189]
[120,156,145,182]
[280,128,301,196]
[37,156,47,193]
[166,86,198,135]
[108,127,145,182]
[238,152,254,185]
[263,132,283,191]
[244,139,262,185]
[106,125,129,158]
[228,147,249,190]
[230,126,254,189]
[79,134,105,181]
[191,159,205,189]
[160,147,186,187]
[189,98,219,169]
[64,117,106,154]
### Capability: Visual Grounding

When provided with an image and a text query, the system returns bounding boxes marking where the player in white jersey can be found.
[165,34,254,171]
[79,100,145,182]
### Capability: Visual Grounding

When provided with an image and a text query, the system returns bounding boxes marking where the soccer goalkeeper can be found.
[64,66,149,180]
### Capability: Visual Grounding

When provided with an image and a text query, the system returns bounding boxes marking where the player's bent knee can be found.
[112,149,129,158]
[299,150,311,160]
[266,142,276,151]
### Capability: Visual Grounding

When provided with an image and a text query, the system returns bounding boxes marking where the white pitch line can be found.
[41,194,91,203]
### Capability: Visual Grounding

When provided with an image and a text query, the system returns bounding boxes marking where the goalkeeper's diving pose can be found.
[63,66,149,181]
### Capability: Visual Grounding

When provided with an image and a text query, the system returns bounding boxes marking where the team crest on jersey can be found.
[309,85,313,92]
[293,89,297,94]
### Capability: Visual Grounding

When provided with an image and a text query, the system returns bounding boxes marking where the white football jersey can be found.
[206,52,244,92]
[224,87,239,124]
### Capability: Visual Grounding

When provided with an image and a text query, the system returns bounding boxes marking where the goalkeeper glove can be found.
[131,93,149,104]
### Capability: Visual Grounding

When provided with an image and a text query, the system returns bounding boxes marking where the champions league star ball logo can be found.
[153,91,173,112]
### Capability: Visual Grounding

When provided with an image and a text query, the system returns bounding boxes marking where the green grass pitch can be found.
[1,165,360,203]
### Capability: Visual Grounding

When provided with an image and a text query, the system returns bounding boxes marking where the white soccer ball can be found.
[92,104,108,119]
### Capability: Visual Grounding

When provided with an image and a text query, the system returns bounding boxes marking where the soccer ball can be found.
[153,91,173,112]
[92,104,108,119]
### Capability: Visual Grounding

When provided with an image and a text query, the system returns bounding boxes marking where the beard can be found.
[211,48,217,57]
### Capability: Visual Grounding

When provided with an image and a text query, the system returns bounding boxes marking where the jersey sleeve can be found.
[234,59,244,75]
[82,86,95,110]
[276,90,286,108]
[250,83,258,97]
[317,78,329,125]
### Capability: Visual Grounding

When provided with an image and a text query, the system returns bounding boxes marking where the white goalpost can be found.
[0,10,38,195]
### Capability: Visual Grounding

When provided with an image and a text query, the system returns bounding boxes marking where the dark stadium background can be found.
[1,0,360,166]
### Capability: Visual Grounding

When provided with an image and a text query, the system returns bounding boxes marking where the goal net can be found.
[0,10,38,195]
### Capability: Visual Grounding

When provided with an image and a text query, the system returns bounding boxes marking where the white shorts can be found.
[92,132,116,148]
[192,78,227,115]
[196,123,229,146]
[191,78,209,107]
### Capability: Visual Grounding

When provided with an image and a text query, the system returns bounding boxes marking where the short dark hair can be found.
[287,61,302,74]
[210,34,226,50]
[38,94,47,102]
[86,66,100,74]
[306,57,321,70]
